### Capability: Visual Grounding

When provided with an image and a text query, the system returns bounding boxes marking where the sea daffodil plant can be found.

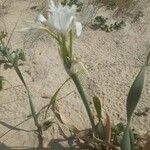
[22,0,96,134]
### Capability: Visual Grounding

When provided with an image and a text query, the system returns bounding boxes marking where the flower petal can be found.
[47,12,53,26]
[75,21,82,36]
[28,0,82,37]
[70,5,77,15]
[37,14,47,23]
[48,0,55,10]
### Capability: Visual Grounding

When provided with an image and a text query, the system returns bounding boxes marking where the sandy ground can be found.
[0,0,150,149]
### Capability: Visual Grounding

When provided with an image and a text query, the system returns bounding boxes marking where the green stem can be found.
[13,64,43,148]
[69,30,73,59]
[58,34,96,133]
[70,73,96,133]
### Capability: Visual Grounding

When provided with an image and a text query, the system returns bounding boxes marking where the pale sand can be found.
[0,0,150,149]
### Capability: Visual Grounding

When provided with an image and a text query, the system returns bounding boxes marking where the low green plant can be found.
[0,75,4,90]
[112,123,126,146]
[0,31,43,148]
[91,16,126,32]
[61,0,83,11]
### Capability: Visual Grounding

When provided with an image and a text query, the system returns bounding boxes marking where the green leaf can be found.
[0,31,7,41]
[0,76,4,90]
[121,127,132,150]
[126,66,145,122]
[93,96,105,142]
[96,121,105,150]
[121,127,135,150]
[129,129,135,150]
[113,123,125,134]
[93,96,102,121]
[96,121,105,140]
[17,49,26,61]
[112,123,126,146]
[10,49,26,65]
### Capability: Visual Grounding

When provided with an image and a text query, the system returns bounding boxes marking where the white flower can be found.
[37,0,82,36]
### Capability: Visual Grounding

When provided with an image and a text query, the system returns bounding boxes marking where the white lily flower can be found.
[37,14,47,23]
[37,0,82,37]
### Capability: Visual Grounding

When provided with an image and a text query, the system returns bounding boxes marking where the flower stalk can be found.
[57,34,96,133]
[59,40,96,133]
[14,65,43,148]
[70,72,96,133]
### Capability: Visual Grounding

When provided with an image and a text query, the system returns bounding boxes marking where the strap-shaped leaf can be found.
[96,121,104,140]
[122,66,146,150]
[0,76,4,90]
[93,96,104,148]
[121,127,134,150]
[129,128,135,150]
[126,66,145,122]
[93,96,102,121]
